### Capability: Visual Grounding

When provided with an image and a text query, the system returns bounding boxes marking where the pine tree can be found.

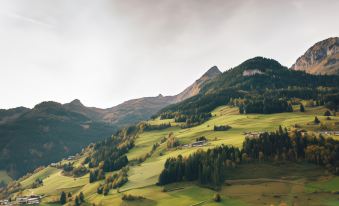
[300,104,305,112]
[75,196,80,206]
[213,193,221,202]
[324,110,331,116]
[79,192,85,202]
[67,192,72,198]
[60,191,67,204]
[314,116,320,124]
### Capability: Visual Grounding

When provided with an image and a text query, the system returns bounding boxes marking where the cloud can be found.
[0,0,338,109]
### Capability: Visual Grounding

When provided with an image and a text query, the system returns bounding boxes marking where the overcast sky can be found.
[0,0,338,109]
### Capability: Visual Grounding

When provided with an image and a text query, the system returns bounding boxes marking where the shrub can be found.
[314,116,320,124]
[121,194,145,201]
[324,110,331,116]
[214,125,232,131]
[213,193,221,202]
[300,104,305,112]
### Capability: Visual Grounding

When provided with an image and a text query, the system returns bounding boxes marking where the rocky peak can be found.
[174,66,222,102]
[202,66,222,78]
[291,37,339,75]
[69,99,84,107]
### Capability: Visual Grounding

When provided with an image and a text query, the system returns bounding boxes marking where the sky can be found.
[0,0,338,109]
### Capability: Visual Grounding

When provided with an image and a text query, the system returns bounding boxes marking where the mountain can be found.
[174,66,221,102]
[0,101,116,178]
[0,107,30,125]
[62,66,221,127]
[6,58,339,205]
[63,99,106,121]
[291,37,339,75]
[160,57,339,116]
[0,66,221,178]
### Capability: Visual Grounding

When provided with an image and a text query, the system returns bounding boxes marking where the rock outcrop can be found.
[291,37,339,75]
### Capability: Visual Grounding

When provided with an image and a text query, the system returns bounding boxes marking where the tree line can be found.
[88,125,137,183]
[158,127,339,188]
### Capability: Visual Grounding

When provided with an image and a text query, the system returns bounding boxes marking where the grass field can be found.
[12,105,339,206]
[0,170,12,184]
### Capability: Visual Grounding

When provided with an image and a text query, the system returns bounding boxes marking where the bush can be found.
[300,104,305,112]
[213,193,221,202]
[121,194,145,201]
[314,116,320,124]
[214,125,232,131]
[324,110,331,116]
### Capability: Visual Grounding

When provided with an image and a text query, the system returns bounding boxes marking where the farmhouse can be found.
[16,195,42,205]
[318,131,339,136]
[16,197,28,204]
[191,140,207,147]
[27,197,39,205]
[244,132,264,139]
[0,199,9,205]
[67,156,75,160]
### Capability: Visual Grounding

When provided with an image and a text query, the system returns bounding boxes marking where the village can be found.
[0,195,43,205]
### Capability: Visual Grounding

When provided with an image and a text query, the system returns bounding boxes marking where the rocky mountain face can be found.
[291,37,339,75]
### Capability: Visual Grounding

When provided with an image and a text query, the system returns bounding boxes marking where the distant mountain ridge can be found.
[0,101,116,178]
[0,66,221,178]
[291,37,339,75]
[63,66,221,127]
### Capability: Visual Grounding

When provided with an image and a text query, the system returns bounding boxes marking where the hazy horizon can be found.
[1,0,339,109]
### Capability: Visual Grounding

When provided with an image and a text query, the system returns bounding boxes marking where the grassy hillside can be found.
[0,171,12,184]
[7,105,339,206]
[0,101,116,178]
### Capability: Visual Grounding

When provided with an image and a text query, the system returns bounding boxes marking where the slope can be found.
[291,37,339,75]
[62,66,221,127]
[0,101,116,178]
[8,104,339,206]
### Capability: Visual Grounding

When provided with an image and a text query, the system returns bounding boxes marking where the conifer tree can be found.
[60,191,67,204]
[300,103,305,112]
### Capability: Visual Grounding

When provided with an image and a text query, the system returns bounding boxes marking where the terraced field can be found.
[11,105,339,206]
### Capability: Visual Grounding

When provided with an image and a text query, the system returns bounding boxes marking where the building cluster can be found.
[318,131,339,136]
[183,140,208,148]
[0,195,43,205]
[67,156,76,161]
[244,132,264,139]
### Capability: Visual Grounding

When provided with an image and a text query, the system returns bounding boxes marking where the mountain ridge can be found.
[64,66,221,126]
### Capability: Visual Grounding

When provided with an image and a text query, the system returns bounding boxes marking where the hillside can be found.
[5,104,339,206]
[159,57,339,118]
[291,37,339,75]
[0,101,116,179]
[0,66,220,179]
[2,57,339,205]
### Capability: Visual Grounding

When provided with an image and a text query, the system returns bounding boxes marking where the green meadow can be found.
[11,105,339,206]
[0,171,12,184]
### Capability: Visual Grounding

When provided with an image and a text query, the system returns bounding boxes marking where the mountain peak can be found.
[69,99,84,106]
[203,66,222,78]
[291,37,339,75]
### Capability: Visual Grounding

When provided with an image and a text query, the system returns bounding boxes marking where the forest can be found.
[158,57,339,123]
[158,127,339,188]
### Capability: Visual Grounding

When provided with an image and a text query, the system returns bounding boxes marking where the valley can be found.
[5,104,339,206]
[0,37,338,206]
